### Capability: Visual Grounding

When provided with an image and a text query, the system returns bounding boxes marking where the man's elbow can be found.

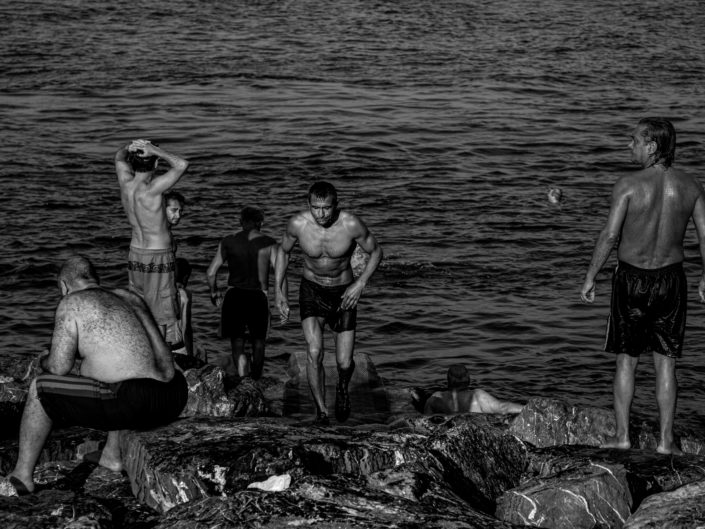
[177,159,189,172]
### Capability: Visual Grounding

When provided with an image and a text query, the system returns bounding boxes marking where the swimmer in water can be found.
[548,187,562,204]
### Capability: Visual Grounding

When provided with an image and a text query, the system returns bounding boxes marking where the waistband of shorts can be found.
[617,260,683,275]
[301,276,352,291]
[129,246,174,258]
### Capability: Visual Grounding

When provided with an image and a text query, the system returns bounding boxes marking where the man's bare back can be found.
[50,287,173,384]
[616,166,704,269]
[115,140,189,250]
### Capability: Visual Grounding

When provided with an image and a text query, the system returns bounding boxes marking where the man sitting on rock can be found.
[423,365,523,415]
[2,256,187,496]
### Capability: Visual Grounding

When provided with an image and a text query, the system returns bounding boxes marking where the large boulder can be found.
[624,478,705,528]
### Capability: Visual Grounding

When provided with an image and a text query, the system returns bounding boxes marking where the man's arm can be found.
[206,242,224,307]
[133,140,189,196]
[275,220,298,321]
[42,298,79,375]
[474,389,523,414]
[580,180,630,303]
[691,191,705,302]
[115,144,135,185]
[341,215,383,310]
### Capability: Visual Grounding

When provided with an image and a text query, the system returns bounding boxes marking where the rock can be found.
[226,376,268,417]
[509,397,705,455]
[496,459,632,528]
[496,444,705,529]
[154,473,521,529]
[509,397,616,448]
[624,478,705,528]
[427,414,529,513]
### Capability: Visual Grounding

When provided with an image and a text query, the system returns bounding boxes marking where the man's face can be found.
[629,125,652,166]
[166,199,184,226]
[308,195,337,227]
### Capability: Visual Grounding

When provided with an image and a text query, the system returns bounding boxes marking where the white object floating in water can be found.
[247,474,292,492]
[547,187,562,204]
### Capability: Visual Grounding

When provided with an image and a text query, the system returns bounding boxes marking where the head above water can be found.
[447,364,470,391]
[240,206,264,229]
[637,117,676,168]
[58,255,99,293]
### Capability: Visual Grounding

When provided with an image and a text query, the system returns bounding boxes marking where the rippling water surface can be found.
[2,0,705,431]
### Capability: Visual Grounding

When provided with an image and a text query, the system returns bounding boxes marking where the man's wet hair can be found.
[240,206,264,227]
[59,255,99,286]
[164,190,185,206]
[175,257,191,287]
[308,181,338,205]
[447,364,470,390]
[638,117,676,167]
[126,142,159,173]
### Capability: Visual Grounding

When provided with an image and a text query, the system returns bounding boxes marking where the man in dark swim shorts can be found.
[4,256,187,495]
[275,182,383,425]
[581,118,705,455]
[207,206,282,379]
[606,261,687,359]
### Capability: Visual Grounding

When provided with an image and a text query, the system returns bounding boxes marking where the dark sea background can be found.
[2,0,705,433]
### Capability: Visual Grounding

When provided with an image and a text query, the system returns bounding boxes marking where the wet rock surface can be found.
[1,364,705,528]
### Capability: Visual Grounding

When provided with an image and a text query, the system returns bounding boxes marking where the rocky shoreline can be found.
[1,357,704,528]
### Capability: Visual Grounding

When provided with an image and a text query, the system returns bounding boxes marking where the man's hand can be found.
[210,290,223,308]
[580,278,595,303]
[699,277,705,303]
[341,280,365,310]
[276,296,290,324]
[129,139,156,157]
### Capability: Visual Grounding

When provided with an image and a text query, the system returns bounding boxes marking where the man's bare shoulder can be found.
[339,210,367,234]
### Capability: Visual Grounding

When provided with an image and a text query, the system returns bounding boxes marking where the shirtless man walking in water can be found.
[275,181,383,425]
[115,139,189,340]
[581,117,705,455]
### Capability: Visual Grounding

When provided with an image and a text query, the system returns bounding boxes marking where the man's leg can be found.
[653,352,682,455]
[302,316,328,423]
[334,330,356,422]
[231,336,249,377]
[97,430,125,472]
[251,338,266,380]
[8,379,52,492]
[601,353,639,449]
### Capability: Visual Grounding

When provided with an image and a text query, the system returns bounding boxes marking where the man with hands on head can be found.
[115,139,189,341]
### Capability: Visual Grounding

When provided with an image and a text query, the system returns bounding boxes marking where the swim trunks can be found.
[299,277,357,333]
[605,260,686,358]
[127,246,178,328]
[221,287,269,339]
[36,370,187,430]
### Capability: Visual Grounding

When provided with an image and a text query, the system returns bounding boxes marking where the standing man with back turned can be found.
[206,206,281,379]
[275,181,383,425]
[580,118,705,455]
[115,139,189,341]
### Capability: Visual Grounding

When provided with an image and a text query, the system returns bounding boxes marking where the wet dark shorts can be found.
[605,261,686,358]
[299,277,357,333]
[36,370,188,430]
[221,287,269,339]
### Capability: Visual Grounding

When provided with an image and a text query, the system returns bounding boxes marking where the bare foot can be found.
[600,437,631,450]
[84,450,123,472]
[656,443,683,456]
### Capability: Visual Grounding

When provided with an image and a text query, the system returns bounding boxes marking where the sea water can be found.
[2,0,705,432]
